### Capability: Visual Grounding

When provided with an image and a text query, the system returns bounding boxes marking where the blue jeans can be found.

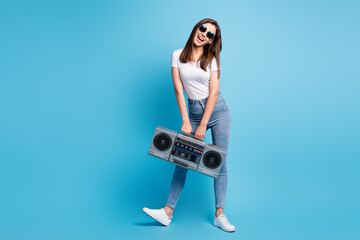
[166,93,231,209]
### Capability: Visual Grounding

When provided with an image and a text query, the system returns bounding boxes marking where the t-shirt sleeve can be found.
[171,50,179,68]
[210,57,221,71]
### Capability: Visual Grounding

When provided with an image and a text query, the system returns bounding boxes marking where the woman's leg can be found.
[208,103,231,212]
[165,165,188,210]
[165,119,200,210]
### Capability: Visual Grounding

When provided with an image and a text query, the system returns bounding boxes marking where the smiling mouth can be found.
[197,34,205,42]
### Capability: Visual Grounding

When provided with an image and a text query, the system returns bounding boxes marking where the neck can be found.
[192,45,203,55]
[191,44,203,61]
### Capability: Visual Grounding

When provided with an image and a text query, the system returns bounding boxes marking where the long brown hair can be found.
[180,18,222,72]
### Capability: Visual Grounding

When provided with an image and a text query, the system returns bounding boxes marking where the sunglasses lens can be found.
[207,32,214,39]
[199,25,206,32]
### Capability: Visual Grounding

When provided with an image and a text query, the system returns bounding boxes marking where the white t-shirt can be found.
[171,48,220,100]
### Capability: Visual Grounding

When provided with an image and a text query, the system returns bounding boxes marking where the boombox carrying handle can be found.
[179,131,204,142]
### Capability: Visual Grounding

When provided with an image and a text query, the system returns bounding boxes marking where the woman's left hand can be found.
[194,123,207,139]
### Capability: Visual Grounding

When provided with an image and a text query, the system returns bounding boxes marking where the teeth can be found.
[198,35,204,41]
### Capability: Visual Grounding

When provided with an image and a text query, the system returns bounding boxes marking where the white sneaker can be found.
[213,214,236,232]
[142,207,173,226]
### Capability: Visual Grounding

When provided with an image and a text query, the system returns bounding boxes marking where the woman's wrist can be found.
[199,121,208,126]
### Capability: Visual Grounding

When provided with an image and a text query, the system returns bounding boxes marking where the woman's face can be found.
[193,23,217,47]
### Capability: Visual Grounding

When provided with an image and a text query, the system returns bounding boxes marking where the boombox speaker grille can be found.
[203,151,221,169]
[153,133,172,151]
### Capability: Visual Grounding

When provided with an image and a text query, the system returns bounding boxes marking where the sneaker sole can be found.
[213,221,235,232]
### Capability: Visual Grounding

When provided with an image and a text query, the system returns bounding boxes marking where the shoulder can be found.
[171,48,184,67]
[172,48,183,57]
[210,56,221,71]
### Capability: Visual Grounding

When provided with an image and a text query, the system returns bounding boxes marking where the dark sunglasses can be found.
[199,24,215,39]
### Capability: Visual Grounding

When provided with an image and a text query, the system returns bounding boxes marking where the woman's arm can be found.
[171,67,193,135]
[194,70,220,139]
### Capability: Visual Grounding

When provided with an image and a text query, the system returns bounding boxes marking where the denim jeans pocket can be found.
[188,102,194,109]
[216,98,224,105]
[213,99,228,115]
[216,95,225,104]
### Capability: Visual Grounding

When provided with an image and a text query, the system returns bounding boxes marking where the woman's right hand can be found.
[181,120,193,135]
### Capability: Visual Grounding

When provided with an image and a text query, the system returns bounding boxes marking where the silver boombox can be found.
[148,126,227,178]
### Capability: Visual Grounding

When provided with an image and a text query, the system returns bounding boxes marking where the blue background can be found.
[0,0,359,239]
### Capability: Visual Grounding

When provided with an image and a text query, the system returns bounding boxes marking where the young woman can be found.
[143,18,235,232]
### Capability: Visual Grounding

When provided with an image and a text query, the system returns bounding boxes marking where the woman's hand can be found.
[194,123,207,139]
[181,120,193,135]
